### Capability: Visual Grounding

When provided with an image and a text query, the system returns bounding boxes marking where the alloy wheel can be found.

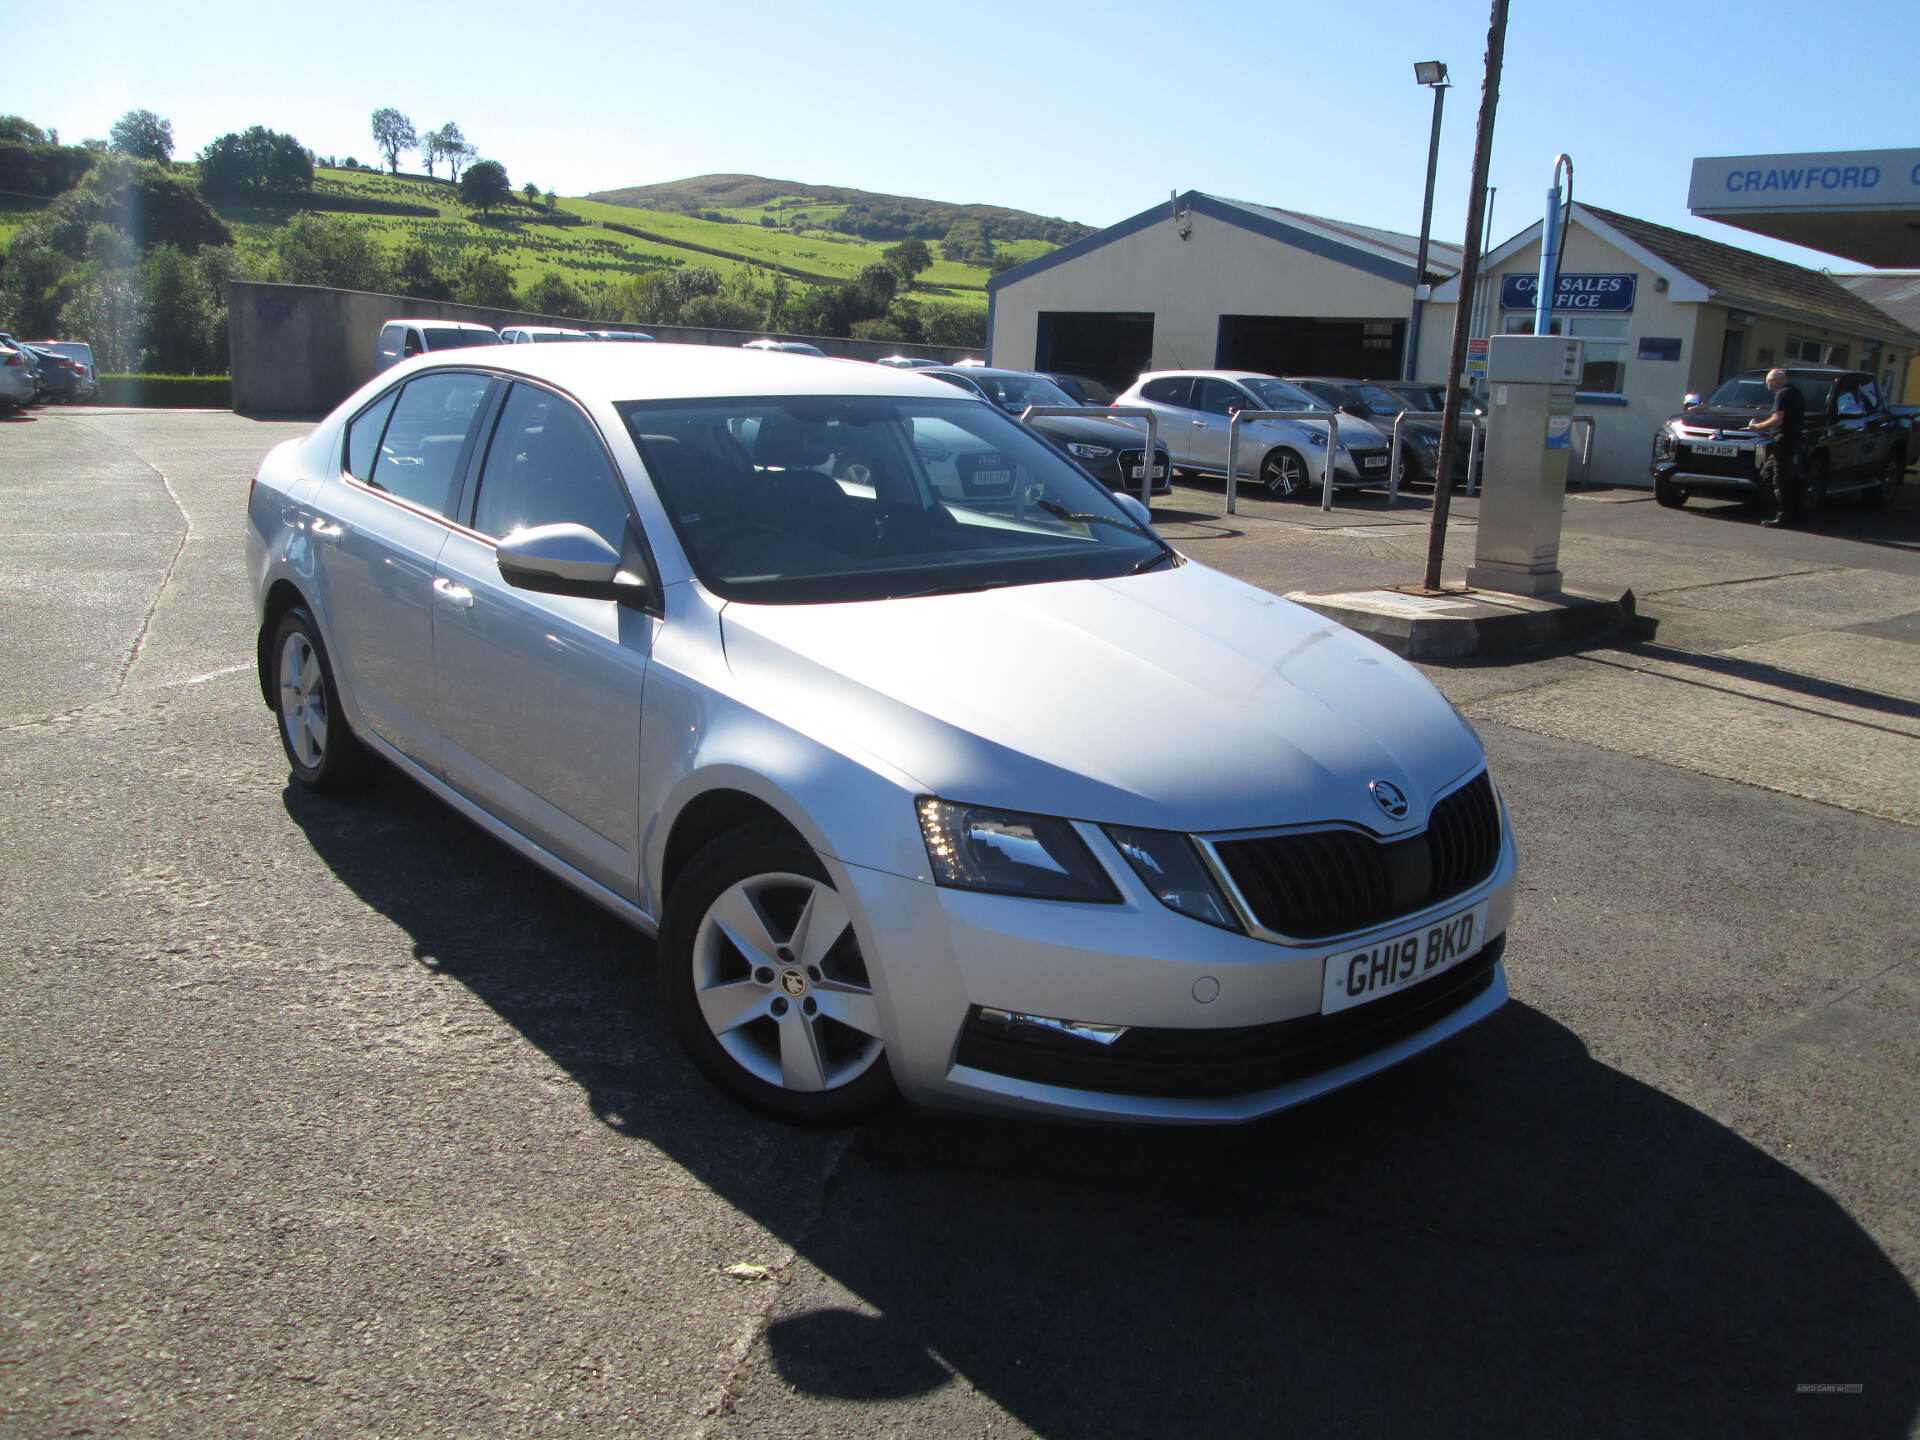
[278,631,329,770]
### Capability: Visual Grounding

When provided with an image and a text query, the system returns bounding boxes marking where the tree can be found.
[525,272,587,319]
[370,108,416,175]
[454,252,516,308]
[196,127,313,199]
[40,157,230,256]
[395,242,451,300]
[881,237,932,291]
[522,181,540,206]
[139,244,220,372]
[109,109,174,164]
[422,122,466,181]
[459,160,511,217]
[445,142,475,183]
[271,213,391,292]
[0,115,49,145]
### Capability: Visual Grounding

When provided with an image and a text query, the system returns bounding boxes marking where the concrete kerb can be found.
[1285,582,1636,661]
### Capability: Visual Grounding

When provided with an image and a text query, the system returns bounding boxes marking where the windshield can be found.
[1352,382,1412,413]
[424,330,503,351]
[621,396,1171,604]
[958,372,1078,413]
[1705,375,1834,411]
[1237,376,1330,412]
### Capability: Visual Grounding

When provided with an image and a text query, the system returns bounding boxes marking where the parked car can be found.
[375,320,502,372]
[501,325,591,344]
[743,339,827,356]
[920,365,1171,495]
[247,345,1515,1124]
[1113,371,1392,499]
[1650,368,1907,512]
[25,340,96,401]
[1040,372,1120,407]
[18,343,85,404]
[0,338,37,411]
[1289,376,1450,487]
[587,330,655,342]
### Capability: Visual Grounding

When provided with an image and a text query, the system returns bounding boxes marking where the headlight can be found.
[1414,429,1440,451]
[1651,429,1674,459]
[1306,431,1328,448]
[1103,826,1240,930]
[918,799,1119,902]
[1066,442,1113,460]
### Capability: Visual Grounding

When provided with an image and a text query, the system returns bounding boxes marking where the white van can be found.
[374,320,502,372]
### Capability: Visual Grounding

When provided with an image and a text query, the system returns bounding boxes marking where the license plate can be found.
[1321,902,1488,1014]
[1690,442,1740,457]
[1362,455,1388,469]
[1129,464,1167,480]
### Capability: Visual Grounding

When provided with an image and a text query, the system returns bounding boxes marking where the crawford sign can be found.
[1690,149,1920,211]
[1499,272,1636,313]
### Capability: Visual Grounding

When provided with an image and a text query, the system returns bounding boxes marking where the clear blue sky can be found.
[13,0,1912,271]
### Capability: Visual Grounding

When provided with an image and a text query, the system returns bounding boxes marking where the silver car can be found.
[247,345,1515,1124]
[1114,370,1394,499]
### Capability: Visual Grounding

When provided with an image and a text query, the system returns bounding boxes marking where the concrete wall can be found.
[228,281,982,416]
[986,207,1414,373]
[1416,221,1917,488]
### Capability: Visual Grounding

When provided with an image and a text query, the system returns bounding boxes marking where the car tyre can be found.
[1654,474,1689,509]
[271,608,376,792]
[1865,453,1901,507]
[1803,455,1828,518]
[659,822,896,1126]
[1261,447,1311,500]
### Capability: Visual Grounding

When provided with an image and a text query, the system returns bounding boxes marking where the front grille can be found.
[1211,772,1500,941]
[1112,447,1170,491]
[954,935,1504,1099]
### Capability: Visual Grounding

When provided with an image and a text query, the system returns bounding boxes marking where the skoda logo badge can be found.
[1370,779,1409,820]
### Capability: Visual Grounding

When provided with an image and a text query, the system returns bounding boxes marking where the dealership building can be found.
[986,151,1920,490]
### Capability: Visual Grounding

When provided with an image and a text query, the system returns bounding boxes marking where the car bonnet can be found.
[716,562,1484,835]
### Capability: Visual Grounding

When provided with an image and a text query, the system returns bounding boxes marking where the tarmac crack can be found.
[1642,565,1843,600]
[679,1130,857,1440]
[65,417,195,699]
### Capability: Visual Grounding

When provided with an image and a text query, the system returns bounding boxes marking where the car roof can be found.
[1133,369,1278,383]
[391,340,967,402]
[387,318,496,332]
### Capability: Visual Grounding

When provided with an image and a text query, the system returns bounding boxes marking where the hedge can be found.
[97,375,233,408]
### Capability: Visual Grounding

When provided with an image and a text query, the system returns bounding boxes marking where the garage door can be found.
[1034,312,1155,393]
[1217,316,1404,379]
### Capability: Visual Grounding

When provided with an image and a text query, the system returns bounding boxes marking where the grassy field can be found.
[204,169,1019,308]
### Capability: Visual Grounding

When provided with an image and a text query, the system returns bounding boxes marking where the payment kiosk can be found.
[1465,334,1584,597]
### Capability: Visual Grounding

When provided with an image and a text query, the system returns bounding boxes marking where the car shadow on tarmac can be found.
[286,775,1920,1439]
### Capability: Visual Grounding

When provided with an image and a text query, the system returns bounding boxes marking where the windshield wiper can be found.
[1035,498,1145,530]
[1127,549,1177,575]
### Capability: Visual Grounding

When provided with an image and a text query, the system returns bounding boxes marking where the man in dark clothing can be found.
[1750,368,1805,527]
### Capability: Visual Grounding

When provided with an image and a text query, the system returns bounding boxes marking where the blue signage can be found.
[1500,272,1636,313]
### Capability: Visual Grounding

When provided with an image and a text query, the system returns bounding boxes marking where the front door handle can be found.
[432,577,473,609]
[310,519,345,546]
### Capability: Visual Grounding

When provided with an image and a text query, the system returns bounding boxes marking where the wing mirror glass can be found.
[1114,492,1152,528]
[1683,393,1702,408]
[496,522,645,604]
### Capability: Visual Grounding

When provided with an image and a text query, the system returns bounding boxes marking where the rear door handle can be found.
[310,519,345,546]
[432,577,473,609]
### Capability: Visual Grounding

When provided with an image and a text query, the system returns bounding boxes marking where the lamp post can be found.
[1403,60,1450,381]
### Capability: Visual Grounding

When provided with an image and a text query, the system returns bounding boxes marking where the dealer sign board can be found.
[1689,149,1920,212]
[1499,273,1636,313]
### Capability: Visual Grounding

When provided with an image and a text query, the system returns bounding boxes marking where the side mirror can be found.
[1114,492,1153,528]
[1683,393,1702,408]
[496,523,645,604]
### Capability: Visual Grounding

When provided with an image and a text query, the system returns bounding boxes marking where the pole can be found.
[1403,81,1448,381]
[1423,0,1510,593]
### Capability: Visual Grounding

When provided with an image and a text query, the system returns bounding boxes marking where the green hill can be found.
[589,173,1096,253]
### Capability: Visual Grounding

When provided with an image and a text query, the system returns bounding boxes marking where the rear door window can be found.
[1140,377,1193,408]
[367,372,493,516]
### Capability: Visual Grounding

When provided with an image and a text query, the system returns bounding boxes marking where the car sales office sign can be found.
[1499,273,1636,313]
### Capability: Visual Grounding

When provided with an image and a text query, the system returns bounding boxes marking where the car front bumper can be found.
[835,817,1518,1122]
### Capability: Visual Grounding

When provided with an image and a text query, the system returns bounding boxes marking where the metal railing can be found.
[1224,410,1341,514]
[1569,415,1596,489]
[1387,409,1444,505]
[1019,405,1162,507]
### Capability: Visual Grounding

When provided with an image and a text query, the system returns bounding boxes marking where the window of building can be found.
[1501,312,1630,394]
[1784,335,1849,367]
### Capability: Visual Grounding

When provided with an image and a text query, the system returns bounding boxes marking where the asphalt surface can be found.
[3,406,1917,1439]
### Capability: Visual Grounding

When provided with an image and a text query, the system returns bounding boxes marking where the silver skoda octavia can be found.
[247,344,1516,1124]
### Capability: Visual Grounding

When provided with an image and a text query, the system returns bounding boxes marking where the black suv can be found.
[1650,368,1909,512]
